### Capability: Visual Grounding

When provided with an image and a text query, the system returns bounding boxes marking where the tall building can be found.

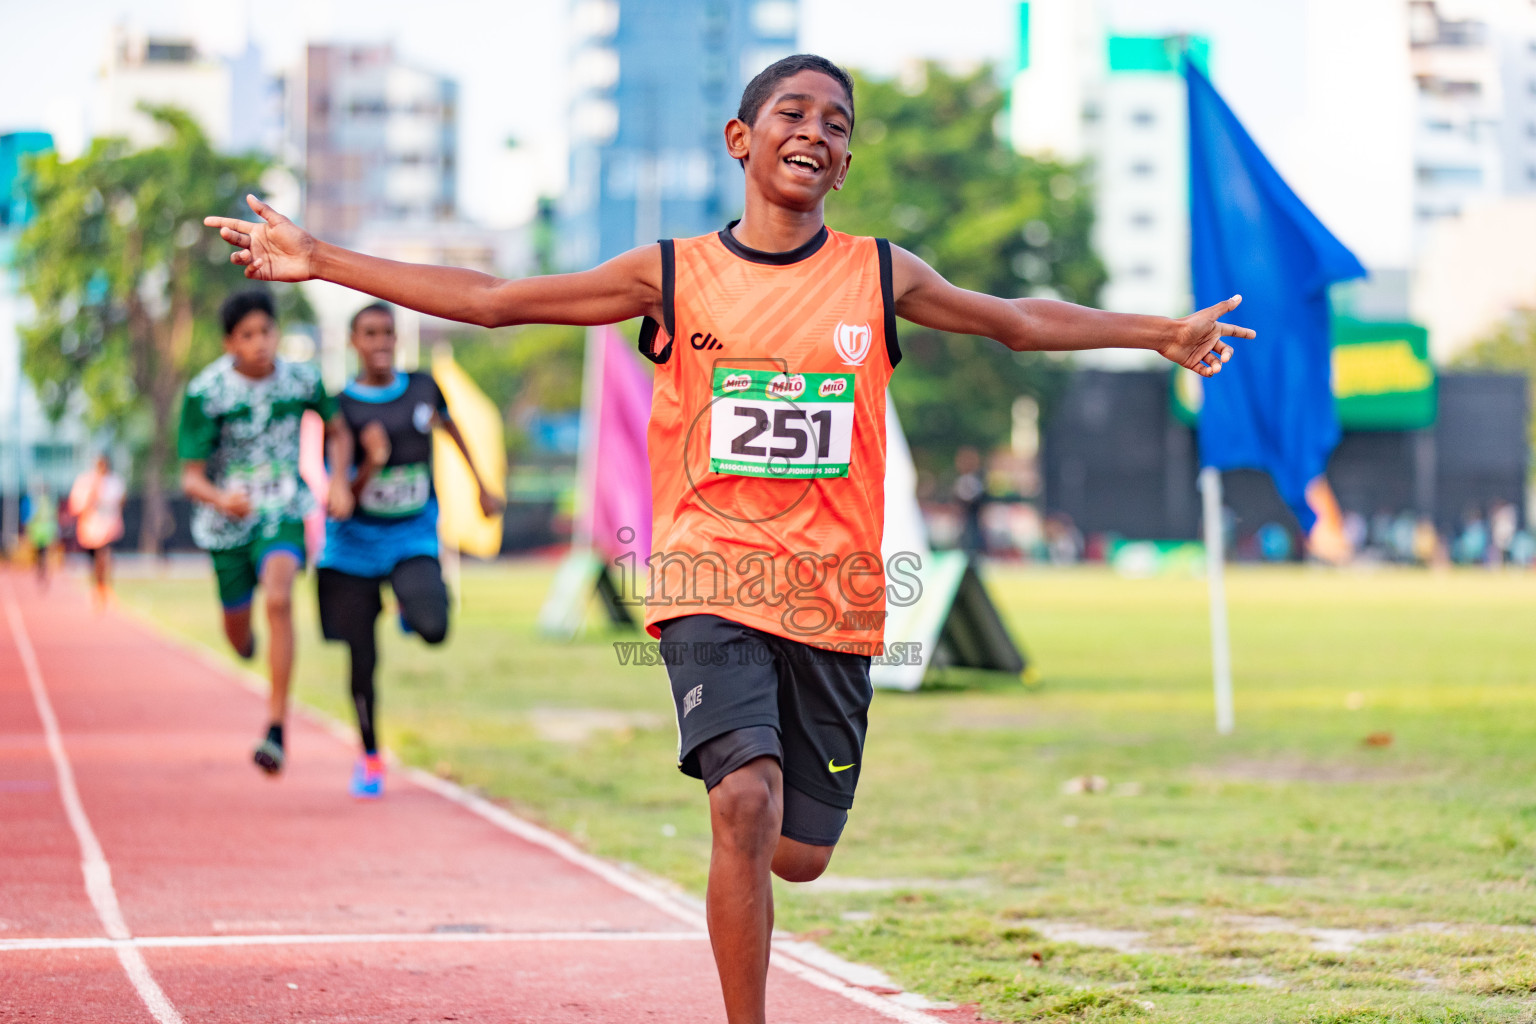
[1009,1,1206,341]
[1091,35,1209,321]
[294,44,459,244]
[560,0,799,269]
[92,25,283,157]
[94,27,233,149]
[1404,0,1536,355]
[1409,0,1536,230]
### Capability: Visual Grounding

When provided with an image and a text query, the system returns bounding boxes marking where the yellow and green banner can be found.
[1173,319,1436,431]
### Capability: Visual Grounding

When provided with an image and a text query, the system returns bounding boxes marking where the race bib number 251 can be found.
[709,367,855,479]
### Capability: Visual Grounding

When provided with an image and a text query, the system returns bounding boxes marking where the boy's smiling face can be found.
[727,69,854,212]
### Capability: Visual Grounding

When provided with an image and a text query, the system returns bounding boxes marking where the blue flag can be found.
[1186,62,1365,532]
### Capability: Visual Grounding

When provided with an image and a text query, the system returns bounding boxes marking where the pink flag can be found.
[579,326,653,566]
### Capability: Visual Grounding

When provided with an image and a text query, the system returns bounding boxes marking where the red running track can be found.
[0,575,981,1023]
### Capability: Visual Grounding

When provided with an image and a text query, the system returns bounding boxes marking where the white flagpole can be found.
[1200,466,1234,735]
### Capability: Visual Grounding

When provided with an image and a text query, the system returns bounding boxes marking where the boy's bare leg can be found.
[221,605,254,655]
[770,834,836,884]
[708,757,783,1024]
[259,552,299,726]
[708,759,844,1023]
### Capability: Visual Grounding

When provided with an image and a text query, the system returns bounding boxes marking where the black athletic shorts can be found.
[659,614,873,812]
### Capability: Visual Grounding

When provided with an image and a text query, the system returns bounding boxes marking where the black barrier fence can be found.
[7,495,563,555]
[1042,370,1529,555]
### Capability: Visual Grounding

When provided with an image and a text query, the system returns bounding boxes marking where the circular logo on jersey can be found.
[412,403,433,433]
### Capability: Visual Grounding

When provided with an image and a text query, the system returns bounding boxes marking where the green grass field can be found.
[116,561,1536,1023]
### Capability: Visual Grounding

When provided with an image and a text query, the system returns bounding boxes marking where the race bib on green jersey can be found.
[225,462,299,516]
[709,367,855,479]
[358,463,431,518]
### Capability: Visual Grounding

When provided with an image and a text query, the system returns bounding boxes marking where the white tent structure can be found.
[873,401,1026,690]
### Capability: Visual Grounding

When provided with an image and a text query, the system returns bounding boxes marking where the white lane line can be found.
[3,587,185,1024]
[406,768,708,929]
[405,767,947,1024]
[0,931,710,953]
[118,594,947,1023]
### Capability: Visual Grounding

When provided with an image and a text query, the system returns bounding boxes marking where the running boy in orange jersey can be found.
[207,54,1252,1024]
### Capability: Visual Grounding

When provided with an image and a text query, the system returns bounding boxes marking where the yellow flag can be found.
[432,347,505,558]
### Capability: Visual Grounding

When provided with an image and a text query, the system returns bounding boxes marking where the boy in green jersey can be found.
[178,289,354,774]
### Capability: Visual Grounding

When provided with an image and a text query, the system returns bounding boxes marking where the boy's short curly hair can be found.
[737,54,855,131]
[350,301,393,333]
[219,288,275,336]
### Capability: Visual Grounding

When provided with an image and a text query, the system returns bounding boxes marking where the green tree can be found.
[449,322,586,461]
[1452,313,1536,471]
[16,106,307,551]
[827,63,1105,477]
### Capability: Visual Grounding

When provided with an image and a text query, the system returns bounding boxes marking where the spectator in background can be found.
[1413,517,1443,567]
[1343,510,1368,558]
[1489,501,1518,566]
[1044,513,1083,565]
[70,455,126,608]
[1391,512,1418,563]
[1453,507,1489,565]
[953,446,986,556]
[25,479,58,590]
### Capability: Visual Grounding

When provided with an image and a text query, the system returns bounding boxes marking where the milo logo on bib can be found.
[766,373,806,400]
[709,367,855,479]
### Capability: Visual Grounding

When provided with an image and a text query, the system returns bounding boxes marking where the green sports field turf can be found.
[117,561,1536,1023]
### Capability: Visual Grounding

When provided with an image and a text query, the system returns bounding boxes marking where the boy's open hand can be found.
[327,476,355,520]
[204,195,315,282]
[1161,295,1255,377]
[218,490,252,519]
[478,486,506,519]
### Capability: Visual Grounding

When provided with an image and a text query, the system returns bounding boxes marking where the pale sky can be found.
[0,0,1403,263]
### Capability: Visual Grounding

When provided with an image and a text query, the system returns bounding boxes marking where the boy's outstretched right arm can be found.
[205,195,663,330]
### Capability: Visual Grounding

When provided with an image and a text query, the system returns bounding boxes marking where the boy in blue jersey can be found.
[317,303,503,797]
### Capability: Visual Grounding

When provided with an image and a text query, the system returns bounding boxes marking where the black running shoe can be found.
[252,737,284,774]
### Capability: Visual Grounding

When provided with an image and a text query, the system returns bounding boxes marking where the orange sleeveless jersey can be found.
[640,225,900,650]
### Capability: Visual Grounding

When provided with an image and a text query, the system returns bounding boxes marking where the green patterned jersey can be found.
[177,356,335,551]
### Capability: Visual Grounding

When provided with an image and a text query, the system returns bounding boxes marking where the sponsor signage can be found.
[1172,318,1436,431]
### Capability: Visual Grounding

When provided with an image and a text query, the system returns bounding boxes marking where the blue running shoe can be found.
[349,754,385,799]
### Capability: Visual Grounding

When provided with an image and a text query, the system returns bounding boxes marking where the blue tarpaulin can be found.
[1186,62,1366,531]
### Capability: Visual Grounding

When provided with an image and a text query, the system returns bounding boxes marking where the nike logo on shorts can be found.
[828,759,855,773]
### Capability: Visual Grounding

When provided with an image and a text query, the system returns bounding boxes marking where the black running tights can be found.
[318,556,449,754]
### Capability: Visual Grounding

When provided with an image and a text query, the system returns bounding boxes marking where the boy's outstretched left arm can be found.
[889,246,1254,377]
